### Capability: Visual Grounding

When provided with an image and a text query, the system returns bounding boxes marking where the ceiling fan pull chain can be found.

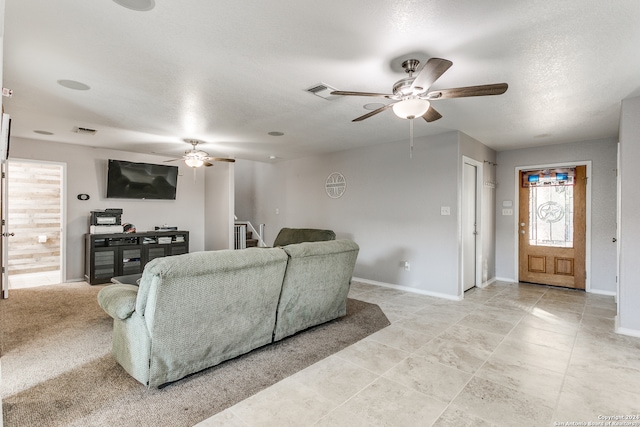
[409,118,414,159]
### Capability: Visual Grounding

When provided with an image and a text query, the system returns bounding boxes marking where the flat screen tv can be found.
[106,159,178,200]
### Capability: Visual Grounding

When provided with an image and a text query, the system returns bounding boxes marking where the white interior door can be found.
[616,143,621,305]
[1,160,9,298]
[462,162,478,291]
[1,113,11,298]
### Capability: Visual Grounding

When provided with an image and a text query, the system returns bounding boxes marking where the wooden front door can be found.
[518,165,586,289]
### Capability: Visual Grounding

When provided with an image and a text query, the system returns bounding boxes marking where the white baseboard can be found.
[352,277,462,301]
[587,288,616,297]
[615,315,640,338]
[494,277,517,283]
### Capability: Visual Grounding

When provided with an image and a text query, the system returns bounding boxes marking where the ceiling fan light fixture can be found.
[112,0,155,11]
[392,98,430,119]
[185,157,204,168]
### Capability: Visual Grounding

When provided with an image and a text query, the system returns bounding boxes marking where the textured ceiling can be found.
[3,1,640,162]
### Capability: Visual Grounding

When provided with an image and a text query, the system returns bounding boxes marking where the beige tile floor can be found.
[197,280,640,427]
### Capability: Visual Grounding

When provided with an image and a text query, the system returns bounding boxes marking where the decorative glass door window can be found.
[528,185,574,247]
[523,168,575,248]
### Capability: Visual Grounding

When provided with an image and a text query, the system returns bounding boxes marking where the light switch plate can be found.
[440,206,451,216]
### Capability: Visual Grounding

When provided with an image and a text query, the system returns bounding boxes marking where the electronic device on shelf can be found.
[90,208,123,226]
[90,225,125,234]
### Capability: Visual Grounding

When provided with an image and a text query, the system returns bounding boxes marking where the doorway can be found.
[462,158,481,292]
[5,160,64,289]
[518,164,587,289]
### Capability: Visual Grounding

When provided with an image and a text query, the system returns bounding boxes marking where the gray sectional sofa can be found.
[97,239,359,388]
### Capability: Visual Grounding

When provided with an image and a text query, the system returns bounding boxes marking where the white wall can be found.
[495,139,618,294]
[618,96,640,335]
[238,131,496,299]
[205,161,234,250]
[234,159,256,225]
[9,137,208,281]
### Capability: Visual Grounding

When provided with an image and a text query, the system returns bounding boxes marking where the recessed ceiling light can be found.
[268,131,284,137]
[57,80,90,91]
[112,0,155,11]
[363,103,387,111]
[269,155,278,160]
[34,130,54,135]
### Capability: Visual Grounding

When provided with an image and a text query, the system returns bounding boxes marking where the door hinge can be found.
[1,172,4,179]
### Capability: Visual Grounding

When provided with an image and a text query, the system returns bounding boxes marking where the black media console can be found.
[84,230,189,285]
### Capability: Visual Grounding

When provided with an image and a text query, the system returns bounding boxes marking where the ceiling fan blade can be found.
[426,83,508,100]
[163,158,182,162]
[422,106,443,122]
[208,157,236,163]
[331,90,395,99]
[410,58,453,93]
[203,162,214,167]
[352,103,395,122]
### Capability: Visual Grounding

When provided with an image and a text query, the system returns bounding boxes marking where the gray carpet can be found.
[0,282,389,427]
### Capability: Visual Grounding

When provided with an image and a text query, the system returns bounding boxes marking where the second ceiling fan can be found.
[331,57,508,122]
[166,139,236,168]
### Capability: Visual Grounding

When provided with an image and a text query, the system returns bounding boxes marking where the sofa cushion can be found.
[273,239,359,341]
[135,247,290,387]
[272,227,336,247]
[97,284,139,320]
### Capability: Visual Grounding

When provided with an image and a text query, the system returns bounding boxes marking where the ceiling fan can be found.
[165,139,235,168]
[331,57,508,123]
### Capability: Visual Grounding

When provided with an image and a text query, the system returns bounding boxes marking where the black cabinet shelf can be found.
[84,231,189,284]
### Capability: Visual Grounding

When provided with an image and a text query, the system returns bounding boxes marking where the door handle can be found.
[2,232,15,237]
[520,230,525,234]
[612,237,617,243]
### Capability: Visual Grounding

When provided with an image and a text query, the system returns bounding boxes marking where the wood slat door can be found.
[518,165,586,289]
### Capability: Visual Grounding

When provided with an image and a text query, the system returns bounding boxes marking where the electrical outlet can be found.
[502,208,513,216]
[440,206,451,216]
[403,261,410,271]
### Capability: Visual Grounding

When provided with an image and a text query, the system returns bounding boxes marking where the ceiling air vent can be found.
[73,126,97,135]
[305,82,339,100]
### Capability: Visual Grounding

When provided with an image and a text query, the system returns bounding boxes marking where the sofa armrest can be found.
[97,284,139,320]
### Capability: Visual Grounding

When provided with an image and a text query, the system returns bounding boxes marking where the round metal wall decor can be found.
[325,172,346,199]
